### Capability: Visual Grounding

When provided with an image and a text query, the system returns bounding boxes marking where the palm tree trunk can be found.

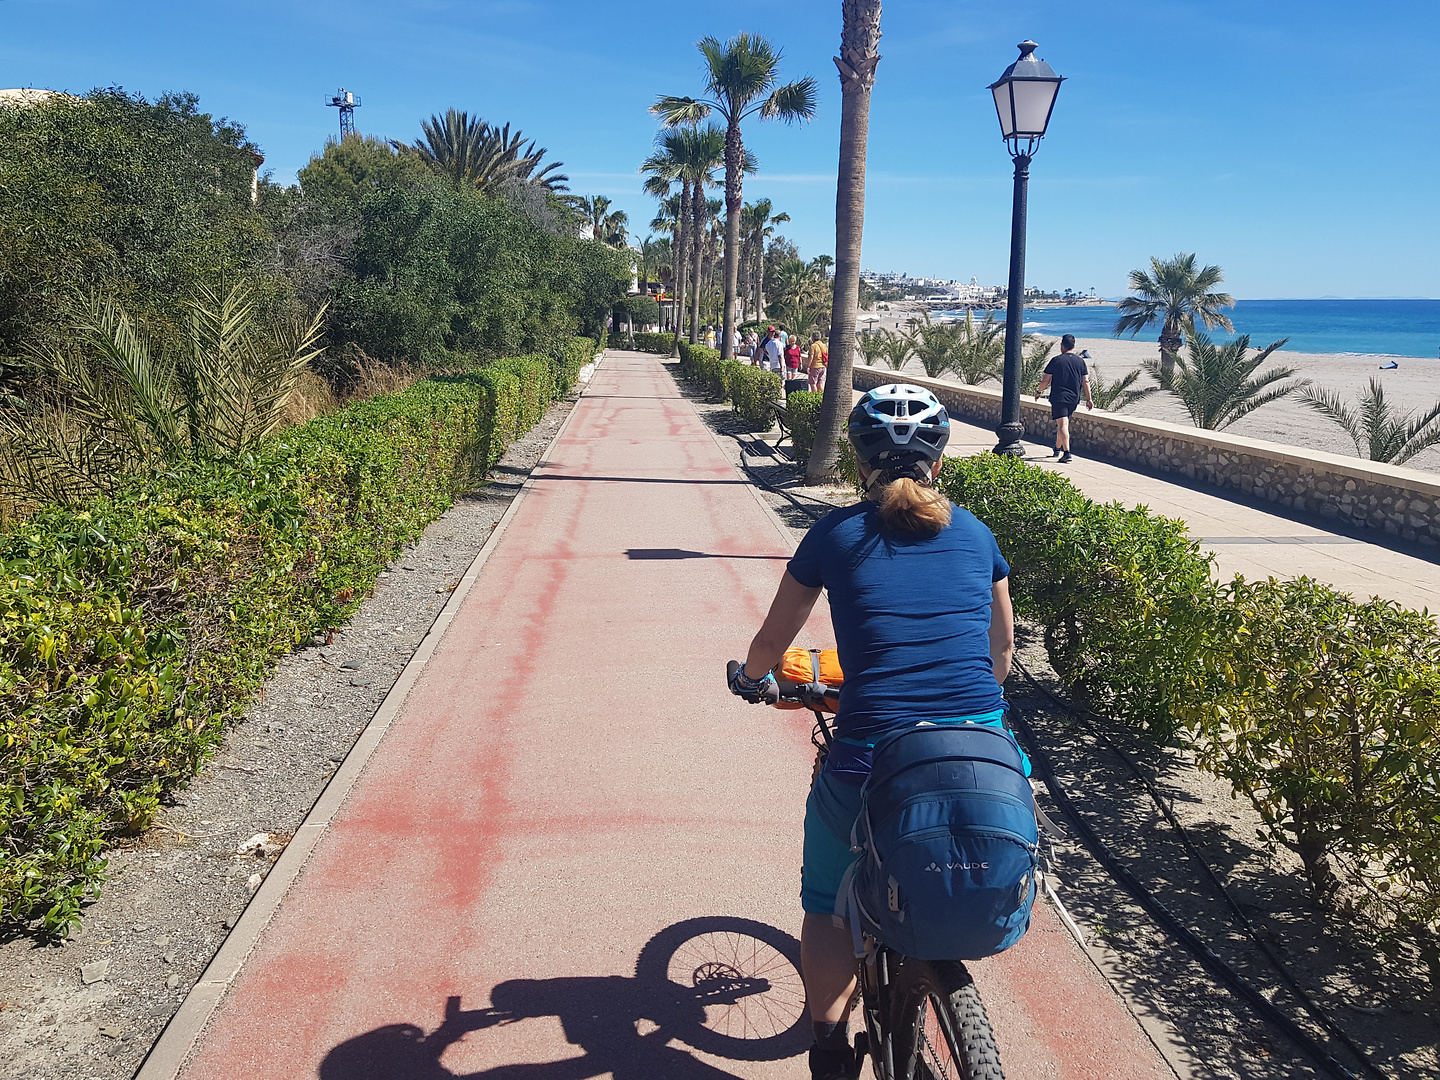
[1159,321,1183,381]
[689,187,705,345]
[673,183,691,353]
[807,0,883,484]
[721,120,744,360]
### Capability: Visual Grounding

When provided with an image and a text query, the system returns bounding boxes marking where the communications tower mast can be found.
[326,88,361,137]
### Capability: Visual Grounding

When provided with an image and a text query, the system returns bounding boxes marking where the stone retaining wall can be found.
[853,364,1440,548]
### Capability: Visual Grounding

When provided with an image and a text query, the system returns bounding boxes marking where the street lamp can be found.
[988,41,1064,456]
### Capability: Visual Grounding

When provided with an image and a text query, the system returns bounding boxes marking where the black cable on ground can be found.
[1011,658,1388,1080]
[1007,679,1380,1080]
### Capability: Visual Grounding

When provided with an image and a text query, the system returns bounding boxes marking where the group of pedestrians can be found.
[740,325,828,394]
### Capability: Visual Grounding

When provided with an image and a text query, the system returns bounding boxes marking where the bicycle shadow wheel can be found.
[634,916,808,1062]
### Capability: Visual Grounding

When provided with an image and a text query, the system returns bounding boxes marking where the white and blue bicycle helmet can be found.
[847,383,950,475]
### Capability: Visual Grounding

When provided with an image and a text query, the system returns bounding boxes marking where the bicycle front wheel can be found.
[888,958,1004,1080]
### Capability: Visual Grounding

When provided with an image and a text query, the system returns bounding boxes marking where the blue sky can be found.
[4,1,1437,298]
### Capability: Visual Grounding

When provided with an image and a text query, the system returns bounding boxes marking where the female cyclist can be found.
[728,384,1014,1080]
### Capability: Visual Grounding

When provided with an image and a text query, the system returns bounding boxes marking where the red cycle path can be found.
[172,352,1173,1080]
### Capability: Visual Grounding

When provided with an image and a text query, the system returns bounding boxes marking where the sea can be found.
[936,299,1440,359]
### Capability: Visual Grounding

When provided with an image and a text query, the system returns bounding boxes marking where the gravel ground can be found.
[676,359,1438,1080]
[0,388,578,1080]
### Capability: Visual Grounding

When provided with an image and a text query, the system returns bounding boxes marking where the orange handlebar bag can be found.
[772,647,844,712]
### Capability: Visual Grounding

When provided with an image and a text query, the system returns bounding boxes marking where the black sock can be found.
[812,1021,849,1052]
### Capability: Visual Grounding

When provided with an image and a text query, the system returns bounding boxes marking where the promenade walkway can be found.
[943,414,1440,611]
[143,351,1173,1080]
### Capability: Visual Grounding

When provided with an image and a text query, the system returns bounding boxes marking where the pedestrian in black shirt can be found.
[1036,334,1093,464]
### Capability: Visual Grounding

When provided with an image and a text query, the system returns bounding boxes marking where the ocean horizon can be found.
[933,298,1440,359]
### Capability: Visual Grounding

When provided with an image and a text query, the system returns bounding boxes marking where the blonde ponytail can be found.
[872,475,952,536]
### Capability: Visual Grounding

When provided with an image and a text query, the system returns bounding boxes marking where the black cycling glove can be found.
[727,661,779,705]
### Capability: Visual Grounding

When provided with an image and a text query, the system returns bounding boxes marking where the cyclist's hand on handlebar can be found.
[726,660,779,705]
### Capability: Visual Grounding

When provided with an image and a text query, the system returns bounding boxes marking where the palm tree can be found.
[1088,365,1157,412]
[1114,253,1234,380]
[769,258,831,336]
[1,284,325,504]
[1299,378,1440,465]
[739,199,789,323]
[403,110,567,196]
[637,236,671,311]
[807,0,882,484]
[568,195,629,247]
[642,127,725,344]
[653,34,817,359]
[642,159,684,345]
[1146,332,1304,430]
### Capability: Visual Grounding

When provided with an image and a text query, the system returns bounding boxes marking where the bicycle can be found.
[726,660,1006,1080]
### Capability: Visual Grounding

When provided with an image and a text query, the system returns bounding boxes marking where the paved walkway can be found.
[943,416,1440,611]
[151,351,1173,1079]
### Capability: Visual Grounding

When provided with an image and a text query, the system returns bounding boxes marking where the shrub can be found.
[631,332,675,355]
[938,452,1440,932]
[554,336,596,397]
[677,341,725,398]
[785,391,824,460]
[1176,577,1440,928]
[727,365,781,432]
[0,360,564,935]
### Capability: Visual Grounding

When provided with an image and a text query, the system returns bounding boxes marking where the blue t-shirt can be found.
[787,501,1009,746]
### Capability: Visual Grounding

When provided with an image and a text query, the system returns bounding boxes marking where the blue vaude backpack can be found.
[838,722,1039,961]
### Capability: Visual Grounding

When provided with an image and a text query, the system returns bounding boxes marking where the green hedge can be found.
[0,360,567,934]
[785,391,824,460]
[556,336,597,397]
[726,365,783,432]
[631,331,675,355]
[675,341,781,431]
[939,453,1440,932]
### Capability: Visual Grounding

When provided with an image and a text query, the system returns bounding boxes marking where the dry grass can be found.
[275,361,421,431]
[277,370,340,428]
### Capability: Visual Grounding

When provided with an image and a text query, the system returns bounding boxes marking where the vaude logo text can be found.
[924,860,990,872]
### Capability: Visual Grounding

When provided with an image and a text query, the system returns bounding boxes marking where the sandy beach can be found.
[861,301,1440,474]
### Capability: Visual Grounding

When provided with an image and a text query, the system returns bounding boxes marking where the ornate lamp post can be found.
[988,41,1064,455]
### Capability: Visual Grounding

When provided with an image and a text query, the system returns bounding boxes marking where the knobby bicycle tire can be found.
[888,959,1005,1080]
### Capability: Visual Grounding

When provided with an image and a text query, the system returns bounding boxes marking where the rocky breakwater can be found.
[852,364,1440,548]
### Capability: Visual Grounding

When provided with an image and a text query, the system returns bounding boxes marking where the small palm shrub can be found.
[1299,377,1440,465]
[1089,364,1157,412]
[1021,338,1054,396]
[1145,332,1306,430]
[0,283,325,507]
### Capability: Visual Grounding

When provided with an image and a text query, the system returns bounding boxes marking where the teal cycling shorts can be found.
[801,770,865,914]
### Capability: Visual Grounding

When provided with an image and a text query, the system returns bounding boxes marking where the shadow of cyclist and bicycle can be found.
[317,917,808,1079]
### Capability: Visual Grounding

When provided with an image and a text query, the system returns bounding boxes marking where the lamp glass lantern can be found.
[988,41,1063,150]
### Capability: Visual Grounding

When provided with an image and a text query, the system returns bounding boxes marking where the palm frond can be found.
[760,78,819,122]
[651,95,713,126]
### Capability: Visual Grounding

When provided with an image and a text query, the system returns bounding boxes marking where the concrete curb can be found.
[133,356,602,1080]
